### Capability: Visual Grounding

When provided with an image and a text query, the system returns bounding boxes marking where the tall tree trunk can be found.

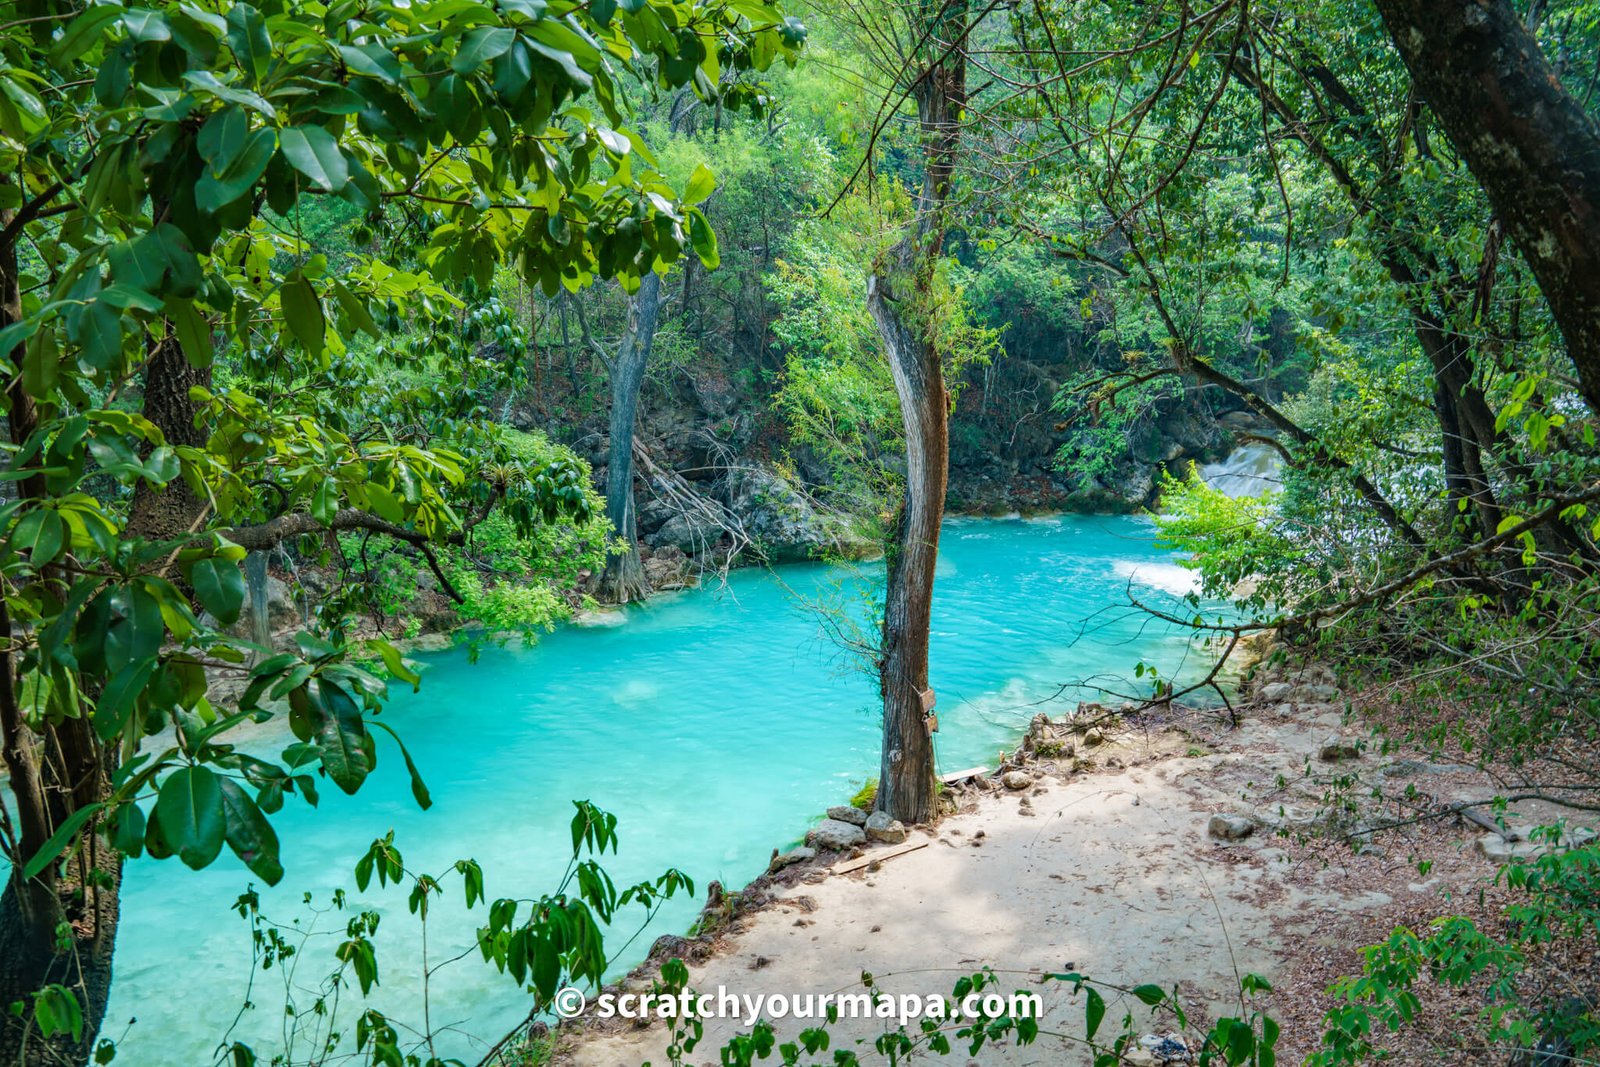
[868,4,967,825]
[127,334,212,541]
[868,278,949,825]
[596,272,662,604]
[0,211,123,1066]
[1371,0,1600,413]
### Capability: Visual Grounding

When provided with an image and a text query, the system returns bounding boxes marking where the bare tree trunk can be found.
[868,4,967,825]
[868,278,949,825]
[596,272,662,604]
[1371,0,1600,413]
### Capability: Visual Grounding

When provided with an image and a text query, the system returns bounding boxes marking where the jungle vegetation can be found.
[1,0,1598,1063]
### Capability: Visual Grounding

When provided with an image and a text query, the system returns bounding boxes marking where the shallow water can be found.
[63,515,1216,1064]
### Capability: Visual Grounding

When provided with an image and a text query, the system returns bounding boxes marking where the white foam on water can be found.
[1200,443,1282,498]
[1111,559,1201,596]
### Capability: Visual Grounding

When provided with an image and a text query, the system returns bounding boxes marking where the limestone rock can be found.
[1258,681,1292,702]
[726,468,837,563]
[1208,813,1255,841]
[864,811,908,844]
[1318,738,1361,762]
[806,818,866,850]
[1002,770,1033,791]
[769,846,816,873]
[826,805,869,827]
[1082,727,1106,747]
[1477,826,1596,864]
[1291,684,1341,702]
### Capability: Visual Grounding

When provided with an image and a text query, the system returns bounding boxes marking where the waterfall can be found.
[245,550,271,649]
[1200,442,1282,498]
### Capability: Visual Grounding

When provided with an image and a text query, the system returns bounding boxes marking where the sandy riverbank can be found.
[552,680,1582,1066]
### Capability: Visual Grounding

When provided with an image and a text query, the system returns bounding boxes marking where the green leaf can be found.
[191,557,246,625]
[1084,987,1105,1040]
[93,659,157,741]
[313,679,370,794]
[684,163,716,205]
[226,3,272,84]
[278,125,349,193]
[53,4,123,62]
[168,298,214,367]
[121,9,171,43]
[1130,984,1164,1007]
[11,508,64,567]
[312,477,339,524]
[196,127,276,214]
[452,26,517,73]
[366,639,421,689]
[22,802,104,880]
[688,208,719,269]
[218,777,283,885]
[370,720,431,809]
[156,766,227,870]
[339,43,403,83]
[330,281,381,338]
[279,272,326,356]
[197,105,252,168]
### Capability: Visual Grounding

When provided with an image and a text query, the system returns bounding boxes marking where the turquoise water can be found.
[79,515,1213,1063]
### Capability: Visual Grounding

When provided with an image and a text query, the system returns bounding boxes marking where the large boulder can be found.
[806,818,867,851]
[724,467,865,563]
[650,511,725,555]
[826,805,869,827]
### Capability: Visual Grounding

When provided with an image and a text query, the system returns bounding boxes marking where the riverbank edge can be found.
[534,629,1274,1064]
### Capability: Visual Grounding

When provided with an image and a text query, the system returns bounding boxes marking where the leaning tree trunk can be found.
[1371,0,1600,414]
[867,5,967,826]
[596,272,663,604]
[868,277,950,825]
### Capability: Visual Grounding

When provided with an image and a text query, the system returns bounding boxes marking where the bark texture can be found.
[1371,0,1600,413]
[596,271,663,604]
[868,5,967,825]
[0,211,124,1066]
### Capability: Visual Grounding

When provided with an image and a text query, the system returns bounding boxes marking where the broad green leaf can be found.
[1084,986,1105,1040]
[191,557,246,625]
[93,659,157,741]
[11,508,64,567]
[339,43,403,83]
[313,679,371,794]
[156,766,227,870]
[53,5,123,62]
[683,163,716,204]
[218,777,283,885]
[121,9,171,43]
[196,128,276,213]
[278,125,349,192]
[279,272,326,356]
[168,298,214,367]
[226,3,271,84]
[452,26,517,73]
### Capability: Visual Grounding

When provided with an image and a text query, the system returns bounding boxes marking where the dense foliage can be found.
[2,0,1599,1061]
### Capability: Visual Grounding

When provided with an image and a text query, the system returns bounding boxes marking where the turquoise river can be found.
[68,514,1217,1064]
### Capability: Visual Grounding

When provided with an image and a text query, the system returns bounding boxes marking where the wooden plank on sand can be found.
[834,840,928,875]
[940,766,989,783]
